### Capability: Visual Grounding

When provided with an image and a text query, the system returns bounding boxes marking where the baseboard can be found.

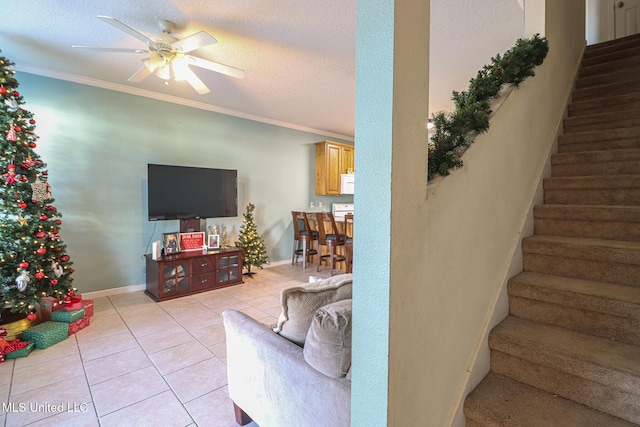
[80,259,290,299]
[81,283,146,299]
[262,259,290,268]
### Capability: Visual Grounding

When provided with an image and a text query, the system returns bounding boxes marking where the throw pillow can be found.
[303,299,352,378]
[273,273,352,346]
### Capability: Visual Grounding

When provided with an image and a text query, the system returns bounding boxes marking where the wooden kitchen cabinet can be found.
[315,141,355,195]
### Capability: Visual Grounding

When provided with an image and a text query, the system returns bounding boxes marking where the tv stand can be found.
[145,247,243,302]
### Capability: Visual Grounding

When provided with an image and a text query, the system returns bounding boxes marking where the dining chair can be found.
[291,211,318,268]
[315,211,346,276]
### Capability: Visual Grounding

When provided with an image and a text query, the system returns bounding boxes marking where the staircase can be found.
[464,35,640,426]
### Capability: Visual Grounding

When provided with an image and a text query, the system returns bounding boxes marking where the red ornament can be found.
[36,247,47,255]
[50,279,58,286]
[69,269,75,274]
[54,247,62,252]
[39,214,48,221]
[42,170,48,176]
[34,272,45,280]
[12,91,19,97]
[60,255,70,262]
[28,142,36,148]
[19,261,29,269]
[35,231,45,238]
[31,199,38,204]
[29,119,36,124]
[17,202,27,209]
[51,229,59,235]
[26,313,37,321]
[54,219,62,225]
[14,126,21,133]
[19,176,27,182]
[0,87,6,95]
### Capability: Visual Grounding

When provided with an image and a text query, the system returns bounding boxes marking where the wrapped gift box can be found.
[68,316,90,335]
[80,300,94,317]
[5,341,35,359]
[22,321,68,349]
[51,307,85,323]
[40,297,62,312]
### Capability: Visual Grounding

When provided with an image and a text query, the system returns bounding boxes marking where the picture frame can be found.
[179,232,206,252]
[162,232,181,254]
[208,234,220,249]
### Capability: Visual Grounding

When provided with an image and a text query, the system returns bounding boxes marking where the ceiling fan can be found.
[73,15,245,94]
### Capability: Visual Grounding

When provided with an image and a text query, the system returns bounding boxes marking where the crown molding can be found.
[14,64,354,142]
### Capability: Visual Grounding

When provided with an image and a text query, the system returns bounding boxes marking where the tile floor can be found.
[0,263,337,427]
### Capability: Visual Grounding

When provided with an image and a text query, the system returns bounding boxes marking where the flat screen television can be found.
[147,164,238,221]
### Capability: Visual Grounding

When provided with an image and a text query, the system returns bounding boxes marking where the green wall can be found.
[17,72,353,293]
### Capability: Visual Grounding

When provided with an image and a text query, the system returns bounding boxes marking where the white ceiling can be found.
[1,1,524,140]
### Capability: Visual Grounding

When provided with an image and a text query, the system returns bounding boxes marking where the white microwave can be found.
[340,174,354,194]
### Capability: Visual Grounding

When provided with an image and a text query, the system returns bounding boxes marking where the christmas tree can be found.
[0,52,76,318]
[235,203,268,277]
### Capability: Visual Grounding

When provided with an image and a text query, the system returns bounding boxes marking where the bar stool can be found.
[316,212,346,276]
[291,211,318,268]
[344,213,354,273]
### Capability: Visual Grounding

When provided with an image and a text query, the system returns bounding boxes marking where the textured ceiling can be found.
[1,1,524,140]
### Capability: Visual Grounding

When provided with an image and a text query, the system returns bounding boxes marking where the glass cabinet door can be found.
[162,261,189,297]
[218,254,240,284]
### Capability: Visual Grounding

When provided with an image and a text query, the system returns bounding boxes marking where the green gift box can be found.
[22,321,68,349]
[5,341,35,359]
[51,307,85,323]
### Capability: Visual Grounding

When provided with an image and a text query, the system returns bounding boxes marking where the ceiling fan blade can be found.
[97,15,156,47]
[72,45,147,54]
[181,67,211,94]
[188,56,245,79]
[171,31,217,53]
[128,65,152,83]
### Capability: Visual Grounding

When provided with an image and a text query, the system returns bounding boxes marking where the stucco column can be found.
[353,1,430,425]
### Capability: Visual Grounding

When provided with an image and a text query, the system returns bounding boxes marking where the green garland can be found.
[428,34,549,180]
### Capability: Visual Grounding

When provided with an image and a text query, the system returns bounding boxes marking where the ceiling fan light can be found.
[154,64,171,80]
[144,51,165,72]
[172,59,190,82]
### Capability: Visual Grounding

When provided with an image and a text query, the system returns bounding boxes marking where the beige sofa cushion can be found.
[303,299,352,378]
[273,274,352,346]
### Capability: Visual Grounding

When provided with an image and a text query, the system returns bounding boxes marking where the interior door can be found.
[615,0,640,38]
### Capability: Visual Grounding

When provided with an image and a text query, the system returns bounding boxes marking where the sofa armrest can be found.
[223,309,350,427]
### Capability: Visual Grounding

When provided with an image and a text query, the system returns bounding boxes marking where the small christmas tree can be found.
[0,52,77,318]
[235,203,268,277]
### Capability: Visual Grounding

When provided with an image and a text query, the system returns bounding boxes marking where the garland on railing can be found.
[428,34,549,180]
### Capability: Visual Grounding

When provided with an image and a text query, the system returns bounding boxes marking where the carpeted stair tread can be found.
[582,44,640,67]
[579,54,640,79]
[522,236,640,286]
[522,235,640,265]
[543,175,640,205]
[534,204,640,223]
[558,127,640,153]
[563,111,640,132]
[508,272,640,345]
[464,372,637,427]
[544,175,640,190]
[533,204,640,241]
[508,271,640,320]
[571,77,640,101]
[550,148,640,177]
[568,92,640,116]
[575,67,640,90]
[489,317,640,392]
[583,33,640,58]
